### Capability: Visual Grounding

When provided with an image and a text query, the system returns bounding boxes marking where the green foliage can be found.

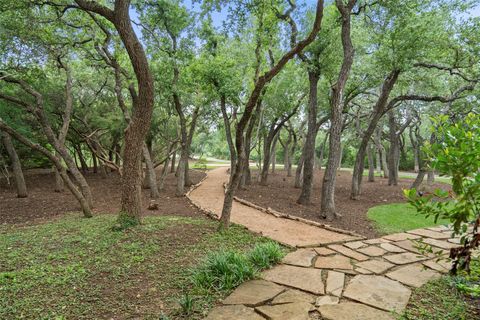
[247,241,284,270]
[192,250,255,292]
[191,242,285,292]
[453,258,480,298]
[0,214,272,319]
[367,203,450,235]
[405,113,480,273]
[405,113,480,233]
[401,276,475,320]
[112,212,141,231]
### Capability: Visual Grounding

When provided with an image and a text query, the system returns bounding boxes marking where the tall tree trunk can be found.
[350,70,400,199]
[388,111,399,186]
[1,132,27,198]
[367,143,375,182]
[294,151,305,188]
[170,149,176,173]
[320,0,355,221]
[271,134,278,174]
[219,0,325,229]
[297,71,320,205]
[76,144,89,174]
[54,157,64,193]
[143,144,159,199]
[76,0,156,224]
[220,94,236,179]
[92,151,98,173]
[0,120,92,217]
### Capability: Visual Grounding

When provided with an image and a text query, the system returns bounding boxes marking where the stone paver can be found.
[422,259,452,273]
[255,302,313,320]
[326,271,345,297]
[282,249,316,267]
[194,168,463,320]
[355,259,395,274]
[384,252,427,265]
[380,242,407,253]
[383,232,421,242]
[319,302,395,320]
[222,280,284,306]
[262,265,324,294]
[205,305,264,320]
[393,239,423,254]
[343,275,411,312]
[328,244,369,261]
[271,289,316,304]
[386,264,440,288]
[407,228,451,239]
[364,238,391,245]
[314,247,335,256]
[315,254,353,270]
[355,267,373,274]
[316,295,339,306]
[358,245,387,257]
[344,241,367,249]
[423,238,458,250]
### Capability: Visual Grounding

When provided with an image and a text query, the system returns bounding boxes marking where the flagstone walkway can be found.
[188,168,459,320]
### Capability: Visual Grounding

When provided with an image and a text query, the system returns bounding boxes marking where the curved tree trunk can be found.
[297,71,320,205]
[219,0,325,229]
[367,143,375,182]
[350,70,400,199]
[143,144,159,199]
[1,132,27,198]
[388,111,399,186]
[320,0,355,221]
[294,151,305,188]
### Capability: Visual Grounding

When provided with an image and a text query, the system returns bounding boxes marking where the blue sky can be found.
[131,1,480,36]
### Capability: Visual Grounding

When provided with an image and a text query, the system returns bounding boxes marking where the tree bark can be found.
[320,0,356,221]
[219,0,325,229]
[388,111,400,186]
[367,143,375,182]
[350,70,400,199]
[297,71,320,204]
[143,144,159,199]
[76,0,155,224]
[294,151,305,188]
[0,119,92,217]
[1,132,27,198]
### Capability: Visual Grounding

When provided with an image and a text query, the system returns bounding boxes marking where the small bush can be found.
[192,251,255,292]
[248,242,284,270]
[452,258,480,298]
[191,242,285,293]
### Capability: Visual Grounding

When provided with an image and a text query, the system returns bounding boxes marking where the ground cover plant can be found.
[0,214,275,319]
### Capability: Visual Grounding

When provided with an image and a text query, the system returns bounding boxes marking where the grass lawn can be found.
[0,214,276,319]
[367,202,450,234]
[401,276,478,320]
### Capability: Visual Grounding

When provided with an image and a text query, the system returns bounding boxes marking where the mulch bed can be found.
[0,168,206,225]
[237,169,450,238]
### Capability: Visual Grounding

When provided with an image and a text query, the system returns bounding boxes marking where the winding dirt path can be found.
[188,167,359,247]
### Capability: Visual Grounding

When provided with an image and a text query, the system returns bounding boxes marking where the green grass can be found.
[0,214,276,319]
[401,276,476,320]
[367,203,450,234]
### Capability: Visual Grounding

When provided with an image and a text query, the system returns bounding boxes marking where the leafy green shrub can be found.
[452,258,480,298]
[192,251,255,292]
[191,242,285,292]
[405,113,480,274]
[248,242,284,270]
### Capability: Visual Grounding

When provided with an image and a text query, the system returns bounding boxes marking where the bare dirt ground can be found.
[237,169,451,238]
[0,168,206,225]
